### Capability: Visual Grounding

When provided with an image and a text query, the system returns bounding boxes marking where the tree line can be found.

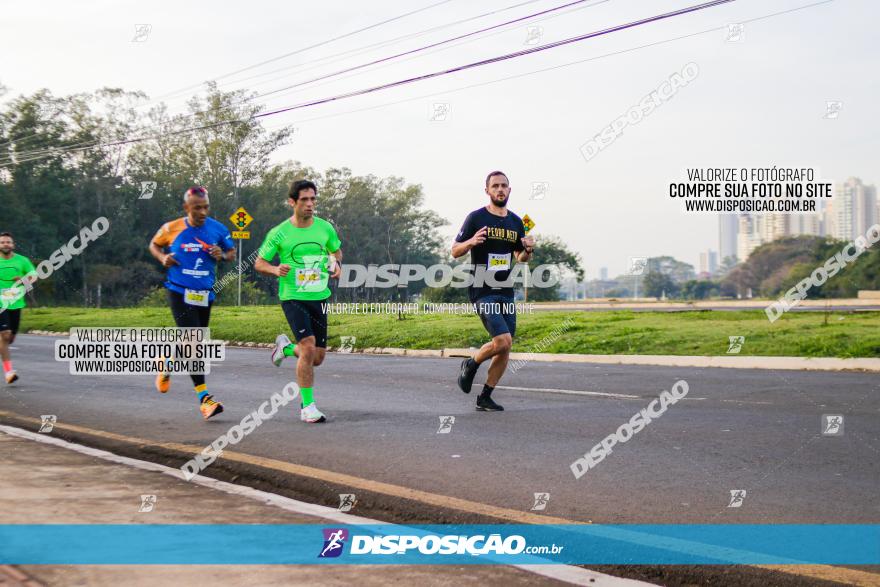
[0,83,582,307]
[638,238,880,300]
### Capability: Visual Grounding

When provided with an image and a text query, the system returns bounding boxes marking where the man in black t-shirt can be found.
[452,171,535,411]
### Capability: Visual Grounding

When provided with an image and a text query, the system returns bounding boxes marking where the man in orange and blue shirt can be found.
[148,186,235,420]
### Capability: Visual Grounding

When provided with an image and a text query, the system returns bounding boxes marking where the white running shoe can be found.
[300,403,326,423]
[271,334,293,367]
[5,370,18,385]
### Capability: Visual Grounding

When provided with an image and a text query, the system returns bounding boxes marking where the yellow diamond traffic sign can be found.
[230,207,253,230]
[522,214,535,234]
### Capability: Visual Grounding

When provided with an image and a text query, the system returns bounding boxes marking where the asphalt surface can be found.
[1,334,878,585]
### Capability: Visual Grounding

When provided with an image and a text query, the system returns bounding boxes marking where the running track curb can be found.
[26,330,880,372]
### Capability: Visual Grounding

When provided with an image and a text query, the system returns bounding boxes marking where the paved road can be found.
[2,335,877,526]
[4,334,879,586]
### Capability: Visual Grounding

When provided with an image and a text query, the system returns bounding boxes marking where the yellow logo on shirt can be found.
[486,227,518,242]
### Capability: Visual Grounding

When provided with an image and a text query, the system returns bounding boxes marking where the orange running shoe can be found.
[155,372,171,393]
[155,358,171,393]
[199,395,224,420]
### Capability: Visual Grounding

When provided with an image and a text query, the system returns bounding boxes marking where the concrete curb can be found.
[26,330,879,372]
[531,298,879,310]
[441,349,880,372]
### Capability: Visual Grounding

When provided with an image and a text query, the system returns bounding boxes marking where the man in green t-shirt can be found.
[0,232,37,384]
[255,180,342,423]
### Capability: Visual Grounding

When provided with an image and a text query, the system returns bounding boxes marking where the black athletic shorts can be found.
[167,289,212,328]
[0,308,21,336]
[474,294,517,338]
[281,299,328,348]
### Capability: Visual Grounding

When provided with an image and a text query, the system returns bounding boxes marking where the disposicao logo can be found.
[319,528,348,558]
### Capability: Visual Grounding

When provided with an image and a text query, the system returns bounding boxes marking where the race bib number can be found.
[1,288,21,303]
[295,256,328,292]
[487,253,511,272]
[184,289,210,307]
[295,267,322,288]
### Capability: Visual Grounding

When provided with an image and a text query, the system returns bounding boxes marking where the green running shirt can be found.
[0,254,36,310]
[258,216,342,301]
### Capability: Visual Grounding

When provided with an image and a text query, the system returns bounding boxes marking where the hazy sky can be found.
[2,0,876,277]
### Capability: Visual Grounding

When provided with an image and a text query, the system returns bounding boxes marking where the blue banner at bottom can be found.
[1,525,877,565]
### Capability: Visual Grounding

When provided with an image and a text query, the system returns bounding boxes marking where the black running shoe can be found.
[476,395,504,412]
[457,358,478,394]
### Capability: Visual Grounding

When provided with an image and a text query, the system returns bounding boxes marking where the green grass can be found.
[19,305,880,358]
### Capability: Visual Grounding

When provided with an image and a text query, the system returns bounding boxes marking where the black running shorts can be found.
[281,299,328,348]
[0,308,21,337]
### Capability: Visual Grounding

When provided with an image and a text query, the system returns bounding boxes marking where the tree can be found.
[312,169,447,303]
[183,82,293,207]
[720,236,825,297]
[3,83,602,311]
[642,271,678,298]
[717,255,738,278]
[679,280,718,300]
[0,89,129,306]
[421,282,469,303]
[778,244,880,299]
[523,234,584,301]
[646,256,695,283]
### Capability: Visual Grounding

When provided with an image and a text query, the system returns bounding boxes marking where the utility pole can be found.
[235,184,242,307]
[228,201,254,307]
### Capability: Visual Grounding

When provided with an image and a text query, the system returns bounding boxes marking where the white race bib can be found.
[295,255,328,292]
[295,267,322,288]
[1,288,19,302]
[487,253,511,272]
[184,289,210,307]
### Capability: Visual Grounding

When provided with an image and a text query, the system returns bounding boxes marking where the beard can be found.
[492,194,509,207]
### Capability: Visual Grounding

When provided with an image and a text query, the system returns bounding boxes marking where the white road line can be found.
[496,385,778,405]
[0,424,656,587]
[498,385,712,401]
[496,385,642,399]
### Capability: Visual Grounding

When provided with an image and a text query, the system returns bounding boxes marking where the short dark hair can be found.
[289,179,318,201]
[0,232,12,239]
[485,171,509,187]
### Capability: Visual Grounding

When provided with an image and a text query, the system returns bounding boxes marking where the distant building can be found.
[826,177,876,241]
[789,213,822,237]
[599,267,608,280]
[736,209,824,262]
[561,277,588,301]
[737,215,763,261]
[718,215,738,262]
[760,214,789,242]
[699,250,718,275]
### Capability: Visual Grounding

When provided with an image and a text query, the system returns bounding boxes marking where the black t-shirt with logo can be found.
[455,206,526,302]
